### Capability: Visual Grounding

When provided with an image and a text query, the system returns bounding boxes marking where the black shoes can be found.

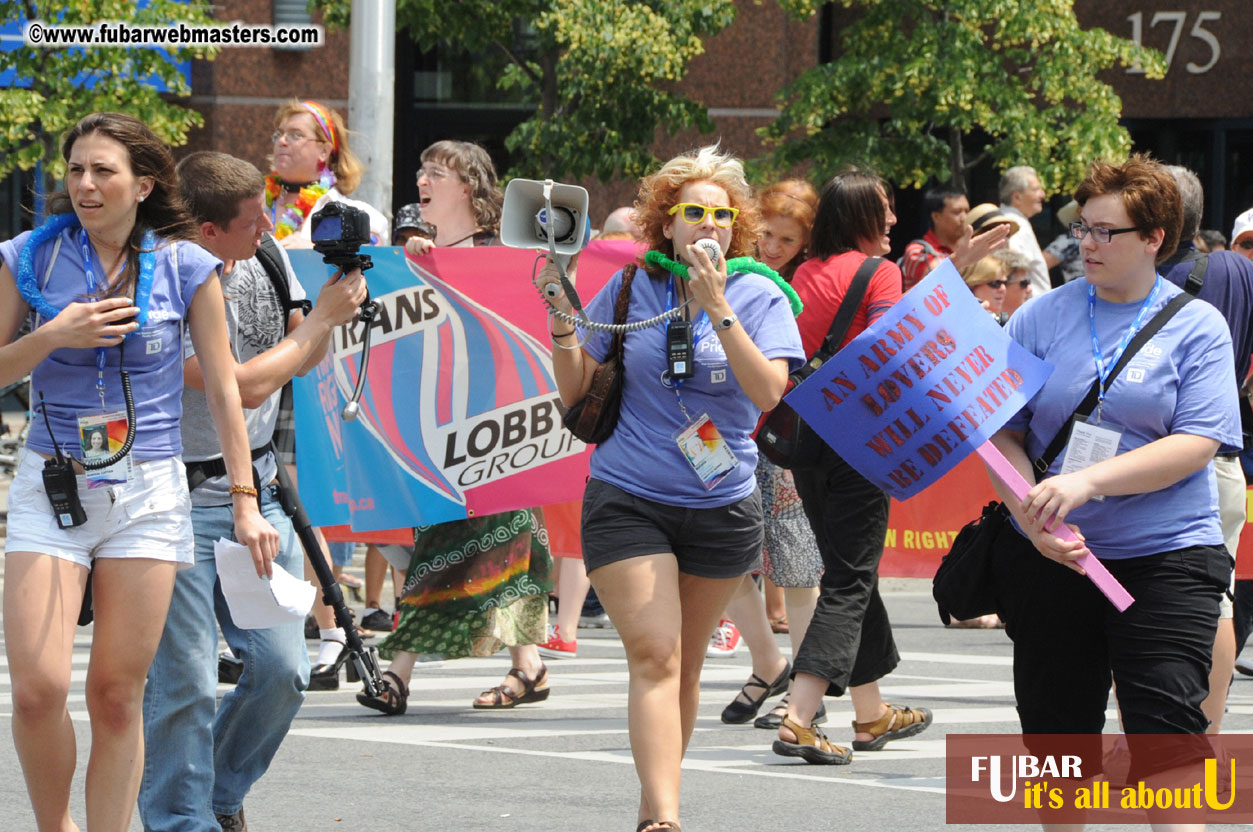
[216,809,247,831]
[218,652,243,685]
[307,641,360,691]
[360,608,395,631]
[721,661,791,724]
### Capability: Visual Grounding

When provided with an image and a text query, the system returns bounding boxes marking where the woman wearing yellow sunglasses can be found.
[536,146,804,832]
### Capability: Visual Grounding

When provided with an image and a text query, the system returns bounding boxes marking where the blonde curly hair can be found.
[635,145,761,268]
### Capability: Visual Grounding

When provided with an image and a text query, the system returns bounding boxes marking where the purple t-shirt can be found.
[1163,244,1253,383]
[582,266,805,507]
[1,227,220,460]
[1004,277,1240,558]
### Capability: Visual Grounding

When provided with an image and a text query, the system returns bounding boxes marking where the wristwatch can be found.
[712,313,738,331]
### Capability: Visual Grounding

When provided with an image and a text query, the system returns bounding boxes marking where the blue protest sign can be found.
[785,259,1052,499]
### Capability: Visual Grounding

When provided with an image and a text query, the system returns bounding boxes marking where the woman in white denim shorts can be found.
[0,113,277,832]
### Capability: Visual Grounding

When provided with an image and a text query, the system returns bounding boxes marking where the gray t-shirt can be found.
[180,239,307,507]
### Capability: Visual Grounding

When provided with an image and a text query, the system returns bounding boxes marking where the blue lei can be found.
[17,212,156,332]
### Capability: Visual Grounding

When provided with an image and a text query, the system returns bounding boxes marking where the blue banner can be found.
[786,260,1052,500]
[290,243,630,530]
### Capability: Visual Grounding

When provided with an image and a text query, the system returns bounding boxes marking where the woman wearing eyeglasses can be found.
[994,248,1034,318]
[356,140,555,717]
[267,99,389,249]
[767,170,934,766]
[537,146,804,832]
[961,256,1009,320]
[402,140,502,255]
[264,99,390,684]
[987,156,1238,788]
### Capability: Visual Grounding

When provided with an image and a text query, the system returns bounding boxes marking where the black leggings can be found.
[791,446,898,697]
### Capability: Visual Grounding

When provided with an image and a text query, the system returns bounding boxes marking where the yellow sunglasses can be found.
[668,202,739,228]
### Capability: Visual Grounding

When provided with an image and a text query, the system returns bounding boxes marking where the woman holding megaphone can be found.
[536,145,804,832]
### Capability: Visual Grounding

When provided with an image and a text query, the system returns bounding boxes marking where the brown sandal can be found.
[637,823,681,831]
[851,703,933,750]
[355,670,409,716]
[472,665,550,709]
[772,716,852,765]
[769,616,789,634]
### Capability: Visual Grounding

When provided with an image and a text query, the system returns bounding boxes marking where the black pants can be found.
[1233,578,1253,655]
[791,446,898,697]
[992,524,1229,735]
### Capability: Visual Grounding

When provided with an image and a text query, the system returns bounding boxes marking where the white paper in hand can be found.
[215,538,317,629]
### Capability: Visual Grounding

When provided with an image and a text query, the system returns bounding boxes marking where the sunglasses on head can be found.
[669,202,739,228]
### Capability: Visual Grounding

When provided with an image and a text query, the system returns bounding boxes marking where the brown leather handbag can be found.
[562,264,636,444]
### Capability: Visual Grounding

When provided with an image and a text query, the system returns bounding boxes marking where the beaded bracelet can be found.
[229,484,259,498]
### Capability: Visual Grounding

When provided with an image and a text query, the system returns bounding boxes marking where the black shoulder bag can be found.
[933,291,1195,624]
[562,264,636,444]
[756,256,882,470]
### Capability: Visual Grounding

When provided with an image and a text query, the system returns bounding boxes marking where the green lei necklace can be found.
[643,250,802,317]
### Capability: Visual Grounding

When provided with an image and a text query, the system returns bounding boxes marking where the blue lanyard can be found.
[79,228,111,407]
[1087,276,1161,420]
[664,276,708,415]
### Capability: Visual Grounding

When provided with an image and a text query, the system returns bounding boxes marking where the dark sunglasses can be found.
[1237,239,1253,251]
[984,280,1007,289]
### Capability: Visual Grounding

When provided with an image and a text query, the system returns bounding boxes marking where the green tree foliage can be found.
[765,0,1166,194]
[0,0,213,184]
[313,0,736,181]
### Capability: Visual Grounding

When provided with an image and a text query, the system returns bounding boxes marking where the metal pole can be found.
[348,0,396,223]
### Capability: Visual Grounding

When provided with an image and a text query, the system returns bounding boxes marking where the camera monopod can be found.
[309,202,377,423]
[273,459,385,698]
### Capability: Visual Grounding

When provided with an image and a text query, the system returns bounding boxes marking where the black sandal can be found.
[473,665,550,709]
[356,670,409,716]
[721,661,791,724]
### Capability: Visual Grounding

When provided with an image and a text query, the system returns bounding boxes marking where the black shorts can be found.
[580,478,763,579]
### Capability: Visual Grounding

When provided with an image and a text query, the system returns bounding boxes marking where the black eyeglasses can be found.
[1070,221,1140,244]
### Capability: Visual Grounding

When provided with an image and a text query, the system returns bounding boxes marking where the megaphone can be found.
[501,178,592,258]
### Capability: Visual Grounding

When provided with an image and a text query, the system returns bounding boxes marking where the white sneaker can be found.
[1235,656,1253,677]
[707,618,742,658]
[579,612,612,629]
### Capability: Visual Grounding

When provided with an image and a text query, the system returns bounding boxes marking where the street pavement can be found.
[0,566,1251,831]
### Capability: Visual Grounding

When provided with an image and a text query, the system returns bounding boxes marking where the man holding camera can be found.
[139,152,367,832]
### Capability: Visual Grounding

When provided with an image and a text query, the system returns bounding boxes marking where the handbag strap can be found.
[1033,290,1194,476]
[817,256,882,359]
[606,263,637,358]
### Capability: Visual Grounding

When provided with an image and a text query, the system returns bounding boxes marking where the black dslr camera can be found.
[310,201,374,273]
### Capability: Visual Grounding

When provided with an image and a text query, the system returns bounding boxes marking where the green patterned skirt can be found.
[379,508,552,661]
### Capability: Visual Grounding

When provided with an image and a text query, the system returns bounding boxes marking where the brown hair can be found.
[271,99,365,194]
[1074,153,1182,265]
[48,112,197,298]
[759,179,818,279]
[420,140,503,234]
[177,152,266,230]
[810,170,891,259]
[634,145,761,268]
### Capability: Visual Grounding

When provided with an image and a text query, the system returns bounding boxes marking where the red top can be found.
[899,229,953,292]
[792,251,903,358]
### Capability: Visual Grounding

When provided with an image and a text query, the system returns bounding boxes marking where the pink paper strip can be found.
[975,441,1134,612]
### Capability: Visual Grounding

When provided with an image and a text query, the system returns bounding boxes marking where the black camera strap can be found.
[255,235,312,336]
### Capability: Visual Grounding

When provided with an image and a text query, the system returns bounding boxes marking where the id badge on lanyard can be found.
[77,229,132,485]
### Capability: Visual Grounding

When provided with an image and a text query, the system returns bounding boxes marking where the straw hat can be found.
[1056,200,1080,227]
[966,203,1020,237]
